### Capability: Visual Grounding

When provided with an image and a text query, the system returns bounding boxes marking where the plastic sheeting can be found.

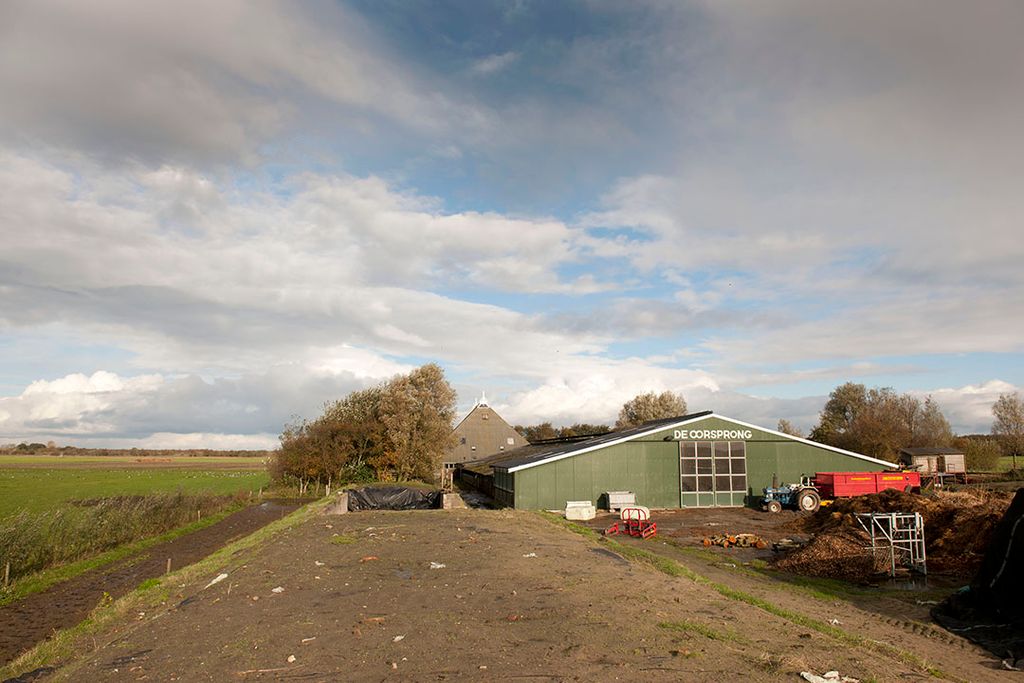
[933,487,1024,663]
[346,486,441,511]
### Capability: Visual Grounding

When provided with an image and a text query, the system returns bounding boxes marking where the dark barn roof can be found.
[463,411,713,473]
[899,447,965,456]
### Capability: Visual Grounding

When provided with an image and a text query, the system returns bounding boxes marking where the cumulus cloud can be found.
[0,363,388,445]
[1,2,1021,446]
[0,0,483,164]
[469,51,520,76]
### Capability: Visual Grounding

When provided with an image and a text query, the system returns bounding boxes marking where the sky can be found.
[1,0,1022,449]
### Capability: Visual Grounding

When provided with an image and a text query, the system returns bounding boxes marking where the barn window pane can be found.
[698,475,713,491]
[680,475,696,492]
[731,476,747,491]
[714,457,729,474]
[681,458,696,475]
[697,458,712,475]
[696,442,713,458]
[716,475,731,491]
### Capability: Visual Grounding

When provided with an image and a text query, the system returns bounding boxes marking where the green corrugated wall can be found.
[512,435,680,509]
[507,416,889,510]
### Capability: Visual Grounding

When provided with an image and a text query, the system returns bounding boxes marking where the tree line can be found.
[515,391,689,440]
[271,367,1023,492]
[792,382,1023,471]
[272,363,456,493]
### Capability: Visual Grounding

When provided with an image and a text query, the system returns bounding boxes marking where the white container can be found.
[620,505,650,521]
[565,500,596,521]
[605,491,636,511]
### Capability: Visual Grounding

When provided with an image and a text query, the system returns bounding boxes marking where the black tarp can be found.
[346,486,441,511]
[933,487,1024,665]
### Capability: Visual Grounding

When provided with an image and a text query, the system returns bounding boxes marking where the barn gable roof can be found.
[470,411,898,473]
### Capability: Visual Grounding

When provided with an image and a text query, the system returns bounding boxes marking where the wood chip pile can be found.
[771,488,1012,580]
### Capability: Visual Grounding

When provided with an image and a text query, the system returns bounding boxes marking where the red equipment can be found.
[814,471,921,499]
[604,507,657,539]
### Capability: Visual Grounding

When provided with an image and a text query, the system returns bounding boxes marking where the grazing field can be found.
[0,454,267,470]
[997,455,1021,472]
[0,469,270,518]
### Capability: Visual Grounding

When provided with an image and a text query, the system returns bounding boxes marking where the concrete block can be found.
[565,500,596,521]
[442,493,467,509]
[323,491,349,515]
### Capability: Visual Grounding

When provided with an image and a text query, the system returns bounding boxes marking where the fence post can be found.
[166,558,171,575]
[3,561,9,588]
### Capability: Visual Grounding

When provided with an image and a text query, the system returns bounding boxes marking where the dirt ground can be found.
[0,501,299,666]
[30,507,1016,682]
[585,507,808,559]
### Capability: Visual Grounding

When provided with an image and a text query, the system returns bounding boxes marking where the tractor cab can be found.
[761,474,821,513]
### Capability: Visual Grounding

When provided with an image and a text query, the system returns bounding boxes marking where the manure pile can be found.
[772,488,1011,580]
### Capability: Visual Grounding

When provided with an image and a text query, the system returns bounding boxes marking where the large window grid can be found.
[680,441,747,499]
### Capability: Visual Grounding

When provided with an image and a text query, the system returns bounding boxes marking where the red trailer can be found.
[814,471,921,499]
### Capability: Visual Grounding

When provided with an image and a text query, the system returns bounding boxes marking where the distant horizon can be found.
[1,1,1021,449]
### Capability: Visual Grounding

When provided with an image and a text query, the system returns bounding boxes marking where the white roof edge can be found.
[704,414,900,469]
[505,412,899,472]
[506,413,713,473]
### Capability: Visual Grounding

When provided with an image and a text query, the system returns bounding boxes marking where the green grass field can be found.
[998,455,1021,472]
[0,469,271,518]
[0,454,267,469]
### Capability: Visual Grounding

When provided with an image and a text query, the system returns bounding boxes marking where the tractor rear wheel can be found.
[797,489,821,513]
[766,500,782,514]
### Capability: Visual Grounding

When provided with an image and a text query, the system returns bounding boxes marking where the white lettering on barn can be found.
[672,429,753,441]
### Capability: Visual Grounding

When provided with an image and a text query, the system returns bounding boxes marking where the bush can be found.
[963,439,1003,472]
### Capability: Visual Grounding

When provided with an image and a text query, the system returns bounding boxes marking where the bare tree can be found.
[776,419,803,437]
[992,392,1024,470]
[615,391,687,430]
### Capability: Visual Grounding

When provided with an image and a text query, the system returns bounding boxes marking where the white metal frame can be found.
[856,512,927,576]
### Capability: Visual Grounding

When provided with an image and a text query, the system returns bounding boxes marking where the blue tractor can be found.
[761,475,821,513]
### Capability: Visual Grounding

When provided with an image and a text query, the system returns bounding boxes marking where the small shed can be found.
[898,447,966,475]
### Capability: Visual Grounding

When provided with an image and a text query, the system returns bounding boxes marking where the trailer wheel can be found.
[766,500,782,514]
[797,489,820,513]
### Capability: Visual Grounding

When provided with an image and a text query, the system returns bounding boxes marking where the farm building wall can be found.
[512,438,680,510]
[508,415,887,510]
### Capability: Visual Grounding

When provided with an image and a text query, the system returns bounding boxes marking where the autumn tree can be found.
[808,382,866,449]
[913,396,954,447]
[992,392,1024,470]
[515,422,559,442]
[272,363,457,488]
[615,391,688,430]
[515,422,610,442]
[377,363,457,482]
[808,383,954,460]
[776,419,803,437]
[561,423,611,438]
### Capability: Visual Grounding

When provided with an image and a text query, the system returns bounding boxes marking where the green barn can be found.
[469,411,898,510]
